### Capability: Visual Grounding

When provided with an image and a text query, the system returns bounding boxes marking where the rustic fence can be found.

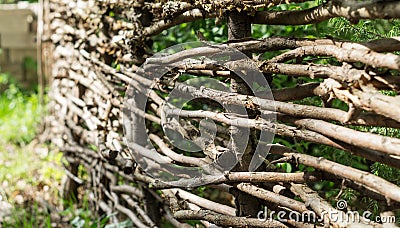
[45,0,400,227]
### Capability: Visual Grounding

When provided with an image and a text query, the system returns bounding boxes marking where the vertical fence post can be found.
[227,10,261,217]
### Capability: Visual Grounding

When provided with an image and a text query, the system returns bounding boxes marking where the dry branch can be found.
[174,209,288,227]
[143,9,217,37]
[269,45,400,70]
[270,144,400,202]
[151,171,325,189]
[293,118,400,157]
[235,183,311,213]
[252,0,400,25]
[170,188,236,216]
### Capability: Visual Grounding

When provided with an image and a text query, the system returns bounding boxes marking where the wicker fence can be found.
[45,0,400,227]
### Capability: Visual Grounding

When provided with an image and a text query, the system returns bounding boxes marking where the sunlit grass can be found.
[0,72,64,226]
[0,73,40,145]
[0,72,106,227]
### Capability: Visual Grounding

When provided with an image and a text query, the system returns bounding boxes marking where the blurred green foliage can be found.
[0,0,37,4]
[0,72,40,145]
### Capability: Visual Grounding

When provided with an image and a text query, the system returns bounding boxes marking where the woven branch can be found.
[44,0,400,227]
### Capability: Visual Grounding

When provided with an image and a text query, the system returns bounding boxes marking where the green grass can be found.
[0,72,64,227]
[0,72,108,227]
[0,73,40,145]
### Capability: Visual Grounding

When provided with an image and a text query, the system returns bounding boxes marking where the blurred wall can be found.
[0,2,38,89]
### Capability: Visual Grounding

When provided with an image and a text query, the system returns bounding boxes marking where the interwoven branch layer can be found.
[45,0,400,227]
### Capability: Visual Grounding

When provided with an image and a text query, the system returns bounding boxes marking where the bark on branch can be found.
[252,0,400,25]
